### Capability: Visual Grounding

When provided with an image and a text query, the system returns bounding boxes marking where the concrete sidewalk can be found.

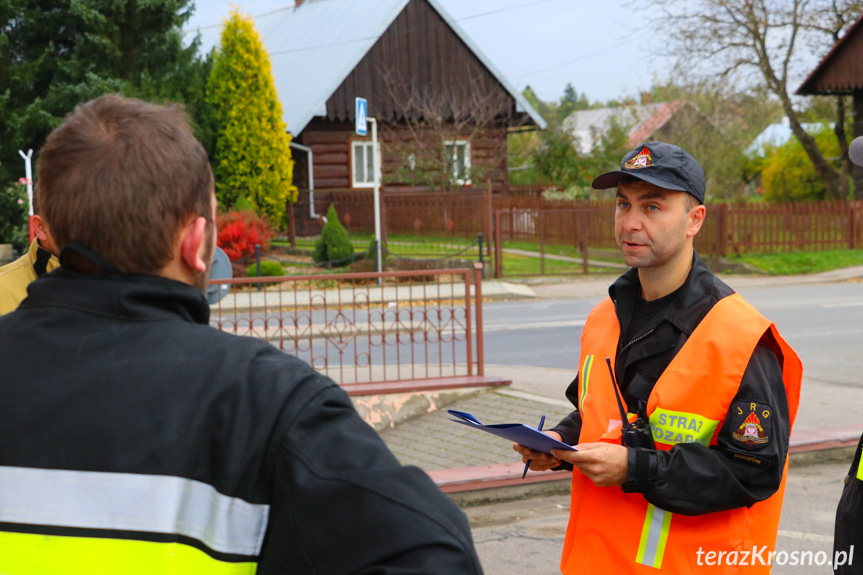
[210,277,537,312]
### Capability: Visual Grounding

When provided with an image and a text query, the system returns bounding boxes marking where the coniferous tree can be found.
[0,0,205,184]
[206,10,296,227]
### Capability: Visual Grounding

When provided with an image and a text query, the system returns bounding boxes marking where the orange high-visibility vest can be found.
[561,293,802,574]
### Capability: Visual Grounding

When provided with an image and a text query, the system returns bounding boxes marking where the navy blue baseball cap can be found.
[592,141,706,204]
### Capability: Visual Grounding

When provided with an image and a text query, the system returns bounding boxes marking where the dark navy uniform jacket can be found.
[0,263,483,574]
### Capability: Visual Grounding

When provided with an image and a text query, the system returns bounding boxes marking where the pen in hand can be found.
[521,414,546,480]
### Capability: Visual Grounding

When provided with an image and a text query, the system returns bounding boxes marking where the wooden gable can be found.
[323,0,522,126]
[798,13,863,95]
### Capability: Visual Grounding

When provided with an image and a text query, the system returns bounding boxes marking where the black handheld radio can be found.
[605,357,655,449]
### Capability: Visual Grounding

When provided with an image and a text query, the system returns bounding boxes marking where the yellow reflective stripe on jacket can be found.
[635,504,672,569]
[0,465,269,557]
[857,453,863,481]
[0,531,257,574]
[649,407,720,447]
[579,355,594,412]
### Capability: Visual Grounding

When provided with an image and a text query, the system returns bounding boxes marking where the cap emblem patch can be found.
[624,146,654,169]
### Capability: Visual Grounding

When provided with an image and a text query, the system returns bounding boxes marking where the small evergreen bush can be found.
[246,260,284,278]
[312,204,354,266]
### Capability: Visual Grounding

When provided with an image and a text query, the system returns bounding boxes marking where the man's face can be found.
[614,181,700,270]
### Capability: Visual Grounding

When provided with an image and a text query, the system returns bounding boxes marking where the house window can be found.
[352,140,376,188]
[444,140,471,186]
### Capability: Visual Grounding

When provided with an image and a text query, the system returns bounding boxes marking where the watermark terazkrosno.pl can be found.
[696,546,854,567]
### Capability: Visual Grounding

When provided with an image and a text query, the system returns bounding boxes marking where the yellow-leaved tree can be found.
[207,10,297,226]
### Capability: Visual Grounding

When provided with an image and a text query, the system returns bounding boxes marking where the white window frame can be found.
[444,140,471,186]
[351,140,376,189]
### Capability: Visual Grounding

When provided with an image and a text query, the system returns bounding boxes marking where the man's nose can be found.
[621,208,643,230]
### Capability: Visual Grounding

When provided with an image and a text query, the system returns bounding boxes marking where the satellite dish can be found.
[207,246,232,305]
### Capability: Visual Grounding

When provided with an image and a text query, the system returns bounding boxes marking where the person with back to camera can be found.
[0,94,483,574]
[514,141,802,574]
[832,134,863,575]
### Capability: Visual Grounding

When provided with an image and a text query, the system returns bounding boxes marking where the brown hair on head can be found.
[36,94,213,274]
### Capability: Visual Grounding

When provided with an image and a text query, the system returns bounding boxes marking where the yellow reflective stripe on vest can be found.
[857,453,863,481]
[649,407,720,447]
[0,531,257,574]
[636,504,672,569]
[579,355,594,412]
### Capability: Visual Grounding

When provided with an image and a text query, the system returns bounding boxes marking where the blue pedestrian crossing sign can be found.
[355,97,368,136]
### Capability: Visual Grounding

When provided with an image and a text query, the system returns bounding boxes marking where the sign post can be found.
[356,97,382,275]
[355,97,368,137]
[18,149,34,242]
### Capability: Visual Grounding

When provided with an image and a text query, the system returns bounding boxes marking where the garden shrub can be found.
[246,260,284,278]
[312,204,354,266]
[0,180,30,252]
[217,209,276,262]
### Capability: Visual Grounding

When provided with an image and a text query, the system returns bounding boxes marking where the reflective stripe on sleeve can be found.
[0,530,257,574]
[0,465,269,557]
[648,407,720,447]
[636,503,672,569]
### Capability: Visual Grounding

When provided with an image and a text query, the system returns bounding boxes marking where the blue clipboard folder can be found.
[447,410,576,455]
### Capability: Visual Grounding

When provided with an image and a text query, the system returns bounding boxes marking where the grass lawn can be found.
[726,249,863,275]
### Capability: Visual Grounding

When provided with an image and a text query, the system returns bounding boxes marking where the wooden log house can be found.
[199,0,546,235]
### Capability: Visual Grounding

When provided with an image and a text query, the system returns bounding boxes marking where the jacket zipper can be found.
[612,298,655,412]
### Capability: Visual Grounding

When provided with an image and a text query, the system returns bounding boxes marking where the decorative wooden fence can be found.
[720,201,863,255]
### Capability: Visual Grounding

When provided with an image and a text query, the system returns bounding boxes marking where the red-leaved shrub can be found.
[217,209,276,262]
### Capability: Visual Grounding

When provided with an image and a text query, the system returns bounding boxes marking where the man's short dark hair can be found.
[36,94,213,274]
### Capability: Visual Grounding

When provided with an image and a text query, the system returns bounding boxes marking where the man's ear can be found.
[686,205,706,238]
[32,215,48,241]
[179,216,208,272]
[32,215,59,255]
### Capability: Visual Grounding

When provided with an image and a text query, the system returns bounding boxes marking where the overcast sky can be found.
[185,0,669,105]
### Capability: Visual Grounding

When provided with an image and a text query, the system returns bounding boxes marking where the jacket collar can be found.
[609,251,732,338]
[22,266,211,325]
[26,237,60,277]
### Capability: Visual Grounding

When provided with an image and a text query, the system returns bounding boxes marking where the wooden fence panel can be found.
[293,191,862,257]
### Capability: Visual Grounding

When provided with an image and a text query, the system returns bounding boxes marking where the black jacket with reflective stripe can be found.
[834,434,863,575]
[0,267,483,573]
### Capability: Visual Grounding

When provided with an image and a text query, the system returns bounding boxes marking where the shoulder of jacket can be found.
[0,254,34,279]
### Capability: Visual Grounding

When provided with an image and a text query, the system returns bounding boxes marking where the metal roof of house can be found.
[191,0,545,135]
[562,102,684,154]
[745,117,832,157]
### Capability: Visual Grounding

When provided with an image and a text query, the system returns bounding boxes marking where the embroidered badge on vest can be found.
[624,146,654,169]
[731,401,770,446]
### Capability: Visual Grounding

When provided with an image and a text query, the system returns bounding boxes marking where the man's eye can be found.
[646,205,659,212]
